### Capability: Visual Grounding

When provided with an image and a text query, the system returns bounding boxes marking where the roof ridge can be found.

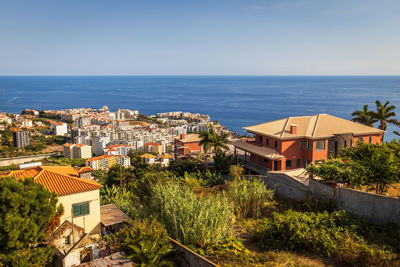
[37,168,101,187]
[311,114,320,138]
[280,118,290,138]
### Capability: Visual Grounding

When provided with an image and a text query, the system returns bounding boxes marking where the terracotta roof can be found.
[140,153,156,159]
[159,154,173,159]
[244,114,384,140]
[77,166,94,173]
[2,166,102,196]
[63,143,74,147]
[144,142,160,146]
[86,155,116,162]
[175,134,202,143]
[233,140,284,160]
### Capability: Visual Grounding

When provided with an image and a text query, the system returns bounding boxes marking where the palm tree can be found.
[372,100,400,141]
[199,127,231,155]
[351,104,377,127]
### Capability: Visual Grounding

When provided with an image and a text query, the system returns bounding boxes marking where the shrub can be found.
[253,209,399,265]
[100,185,142,218]
[228,177,275,219]
[167,159,205,177]
[150,181,233,248]
[106,219,174,266]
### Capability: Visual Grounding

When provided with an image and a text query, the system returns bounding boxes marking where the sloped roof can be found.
[175,134,202,143]
[77,166,94,173]
[140,153,156,159]
[233,140,284,160]
[100,204,130,227]
[244,114,384,140]
[2,166,102,196]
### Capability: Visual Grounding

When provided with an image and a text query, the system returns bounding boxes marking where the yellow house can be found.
[3,166,103,234]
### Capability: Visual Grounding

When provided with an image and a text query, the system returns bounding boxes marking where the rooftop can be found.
[2,166,102,196]
[233,140,284,160]
[244,114,384,140]
[100,204,130,227]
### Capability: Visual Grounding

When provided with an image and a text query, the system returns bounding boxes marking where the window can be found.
[315,141,325,151]
[274,140,278,149]
[344,140,347,148]
[286,160,292,168]
[350,140,353,147]
[73,202,89,217]
[296,159,301,168]
[304,159,311,167]
[358,136,364,142]
[369,136,372,143]
[258,136,263,143]
[266,138,269,146]
[263,158,268,163]
[64,235,71,244]
[306,141,312,150]
[300,140,303,150]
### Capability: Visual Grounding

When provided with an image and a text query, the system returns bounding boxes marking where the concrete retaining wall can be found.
[262,173,310,201]
[169,238,217,267]
[0,153,56,166]
[310,179,400,225]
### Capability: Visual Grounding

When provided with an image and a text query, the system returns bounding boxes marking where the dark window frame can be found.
[73,202,90,217]
[274,140,278,149]
[286,160,292,168]
[315,140,326,151]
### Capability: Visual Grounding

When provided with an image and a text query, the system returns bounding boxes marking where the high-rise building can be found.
[13,130,30,148]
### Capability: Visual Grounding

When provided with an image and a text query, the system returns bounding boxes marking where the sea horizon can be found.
[0,75,399,140]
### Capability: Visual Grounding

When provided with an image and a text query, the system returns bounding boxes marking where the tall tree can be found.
[351,104,377,127]
[199,127,231,155]
[372,100,400,141]
[0,177,62,266]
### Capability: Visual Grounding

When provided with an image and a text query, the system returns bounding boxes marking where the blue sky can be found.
[0,0,399,75]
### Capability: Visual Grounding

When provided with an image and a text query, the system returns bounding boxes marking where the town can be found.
[1,101,400,266]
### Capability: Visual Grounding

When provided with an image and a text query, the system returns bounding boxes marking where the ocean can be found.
[0,76,399,140]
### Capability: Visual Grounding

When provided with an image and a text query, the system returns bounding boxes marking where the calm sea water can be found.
[0,76,399,140]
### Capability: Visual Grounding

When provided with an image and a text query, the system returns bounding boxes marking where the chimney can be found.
[289,124,297,134]
[180,134,185,140]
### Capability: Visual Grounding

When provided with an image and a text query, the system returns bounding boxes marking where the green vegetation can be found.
[167,159,205,177]
[352,100,400,140]
[199,127,231,155]
[43,156,86,167]
[228,177,275,219]
[307,142,400,194]
[253,209,400,266]
[0,177,63,266]
[105,219,174,266]
[150,181,232,248]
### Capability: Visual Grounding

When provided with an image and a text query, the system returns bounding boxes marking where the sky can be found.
[0,0,400,75]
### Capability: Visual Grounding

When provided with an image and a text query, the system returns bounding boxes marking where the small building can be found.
[174,134,202,159]
[158,154,173,167]
[77,166,95,179]
[140,153,157,164]
[100,204,130,234]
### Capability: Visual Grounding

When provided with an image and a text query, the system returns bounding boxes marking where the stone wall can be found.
[0,153,57,166]
[327,133,354,159]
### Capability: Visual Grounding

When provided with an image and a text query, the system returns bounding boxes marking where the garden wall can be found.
[259,172,400,226]
[169,238,217,267]
[309,179,400,225]
[261,173,310,201]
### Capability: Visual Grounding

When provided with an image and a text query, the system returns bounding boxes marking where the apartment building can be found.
[63,143,92,159]
[12,130,30,148]
[51,122,68,136]
[86,154,130,170]
[233,114,384,171]
[174,134,202,159]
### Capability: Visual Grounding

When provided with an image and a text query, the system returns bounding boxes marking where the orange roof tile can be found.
[86,155,116,162]
[77,166,94,173]
[144,142,160,146]
[2,166,102,196]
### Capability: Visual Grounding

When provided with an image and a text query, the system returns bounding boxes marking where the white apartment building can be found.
[63,143,92,159]
[51,122,68,136]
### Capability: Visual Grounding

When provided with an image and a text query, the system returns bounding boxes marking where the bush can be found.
[106,219,174,266]
[253,209,399,265]
[150,181,233,248]
[100,185,142,219]
[167,159,205,177]
[228,177,275,219]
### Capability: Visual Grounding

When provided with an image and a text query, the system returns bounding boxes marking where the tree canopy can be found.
[0,177,62,266]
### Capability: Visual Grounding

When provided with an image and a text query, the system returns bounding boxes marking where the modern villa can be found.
[233,114,384,172]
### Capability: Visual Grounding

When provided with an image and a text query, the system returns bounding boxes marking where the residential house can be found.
[140,153,157,164]
[2,166,103,266]
[174,134,202,159]
[233,114,384,172]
